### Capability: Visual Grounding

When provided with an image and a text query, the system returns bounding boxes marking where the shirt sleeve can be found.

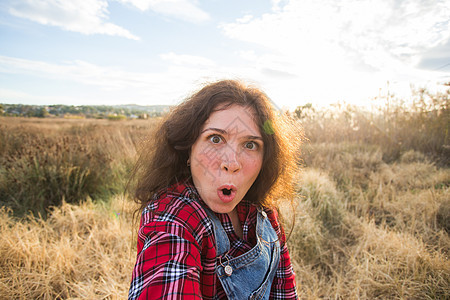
[128,223,203,300]
[267,209,299,300]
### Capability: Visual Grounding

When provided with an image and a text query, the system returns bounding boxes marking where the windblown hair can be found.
[132,79,302,213]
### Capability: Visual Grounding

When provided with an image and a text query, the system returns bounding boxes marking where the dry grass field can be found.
[0,92,449,299]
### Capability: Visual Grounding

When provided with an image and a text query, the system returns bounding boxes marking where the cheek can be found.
[191,145,222,174]
[243,155,263,177]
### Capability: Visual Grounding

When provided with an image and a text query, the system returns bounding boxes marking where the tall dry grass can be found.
[0,117,156,217]
[290,157,449,299]
[0,196,137,299]
[297,87,449,165]
[0,91,449,299]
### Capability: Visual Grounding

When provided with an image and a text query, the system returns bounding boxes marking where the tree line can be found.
[0,103,170,119]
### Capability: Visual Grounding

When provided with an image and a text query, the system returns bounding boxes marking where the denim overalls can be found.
[204,207,281,300]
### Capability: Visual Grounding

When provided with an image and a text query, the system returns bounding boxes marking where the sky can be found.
[0,0,449,110]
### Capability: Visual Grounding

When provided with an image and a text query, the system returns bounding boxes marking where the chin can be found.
[208,202,237,214]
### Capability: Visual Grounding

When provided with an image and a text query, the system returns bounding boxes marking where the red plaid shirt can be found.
[128,182,298,299]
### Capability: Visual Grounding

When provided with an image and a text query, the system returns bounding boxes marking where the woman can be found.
[128,79,300,299]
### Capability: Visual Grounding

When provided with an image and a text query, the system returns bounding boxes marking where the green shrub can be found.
[107,114,127,121]
[0,119,145,217]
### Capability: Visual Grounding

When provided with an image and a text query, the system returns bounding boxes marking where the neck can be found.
[227,208,243,239]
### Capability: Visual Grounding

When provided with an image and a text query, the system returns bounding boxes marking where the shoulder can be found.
[139,183,213,246]
[264,206,287,245]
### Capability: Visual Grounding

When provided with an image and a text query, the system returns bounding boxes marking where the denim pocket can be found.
[248,240,280,300]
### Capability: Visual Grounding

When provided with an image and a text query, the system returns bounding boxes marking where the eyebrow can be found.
[202,127,263,141]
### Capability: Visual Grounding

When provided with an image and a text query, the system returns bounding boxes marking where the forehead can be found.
[202,105,261,136]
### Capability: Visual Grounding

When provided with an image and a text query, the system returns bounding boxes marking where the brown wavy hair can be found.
[132,79,302,213]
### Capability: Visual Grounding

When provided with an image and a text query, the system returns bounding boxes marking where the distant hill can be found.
[0,103,171,118]
[115,104,171,114]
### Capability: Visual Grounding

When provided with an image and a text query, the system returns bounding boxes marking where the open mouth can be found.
[222,188,232,196]
[217,185,237,203]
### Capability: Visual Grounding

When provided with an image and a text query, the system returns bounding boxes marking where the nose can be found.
[221,159,241,173]
[220,147,241,173]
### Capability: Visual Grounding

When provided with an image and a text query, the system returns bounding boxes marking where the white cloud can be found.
[270,0,282,12]
[222,0,450,71]
[0,88,78,105]
[0,54,223,105]
[8,0,140,40]
[6,0,210,39]
[0,55,167,90]
[116,0,210,23]
[219,0,450,107]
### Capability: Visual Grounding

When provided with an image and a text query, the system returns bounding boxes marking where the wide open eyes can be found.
[244,141,258,150]
[208,134,223,144]
[207,134,261,151]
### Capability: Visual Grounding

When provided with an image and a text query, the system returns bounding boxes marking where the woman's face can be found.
[189,104,264,214]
